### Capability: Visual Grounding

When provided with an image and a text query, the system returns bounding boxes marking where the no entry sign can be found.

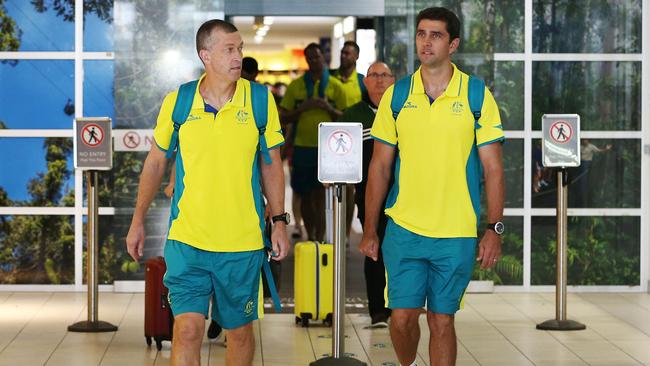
[542,114,580,168]
[74,117,112,170]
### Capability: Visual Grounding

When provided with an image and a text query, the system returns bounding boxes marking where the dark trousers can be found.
[361,213,391,319]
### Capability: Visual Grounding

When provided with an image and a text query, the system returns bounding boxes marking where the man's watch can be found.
[486,222,505,235]
[271,212,291,225]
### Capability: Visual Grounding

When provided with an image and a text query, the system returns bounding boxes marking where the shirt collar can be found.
[194,74,246,110]
[411,63,463,98]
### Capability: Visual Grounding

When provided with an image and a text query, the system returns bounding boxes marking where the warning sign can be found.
[81,124,104,147]
[318,122,362,184]
[74,117,112,170]
[549,120,572,144]
[113,130,155,152]
[542,114,580,168]
[328,130,353,155]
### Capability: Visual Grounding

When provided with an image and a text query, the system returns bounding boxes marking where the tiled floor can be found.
[1,292,649,365]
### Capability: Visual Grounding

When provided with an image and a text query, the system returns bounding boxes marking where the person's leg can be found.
[171,313,205,366]
[366,215,390,324]
[312,185,326,242]
[225,323,255,366]
[345,185,355,238]
[292,191,303,238]
[427,312,456,366]
[300,188,316,240]
[390,309,422,365]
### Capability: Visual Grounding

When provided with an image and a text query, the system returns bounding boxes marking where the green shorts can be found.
[163,240,264,329]
[382,219,476,314]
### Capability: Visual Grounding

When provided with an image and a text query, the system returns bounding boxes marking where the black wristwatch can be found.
[271,212,291,225]
[486,222,505,235]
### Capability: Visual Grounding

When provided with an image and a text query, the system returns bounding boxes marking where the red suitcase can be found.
[144,256,174,350]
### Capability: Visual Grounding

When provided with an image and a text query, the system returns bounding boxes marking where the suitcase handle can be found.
[321,253,328,267]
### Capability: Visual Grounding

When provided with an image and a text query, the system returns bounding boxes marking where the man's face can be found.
[340,45,358,69]
[305,48,324,73]
[363,63,394,100]
[415,19,458,67]
[199,29,243,82]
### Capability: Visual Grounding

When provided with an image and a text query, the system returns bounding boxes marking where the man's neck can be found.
[201,73,237,110]
[309,68,323,80]
[339,64,355,80]
[420,61,453,100]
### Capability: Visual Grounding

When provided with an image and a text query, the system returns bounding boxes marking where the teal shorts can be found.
[163,240,264,329]
[382,219,476,315]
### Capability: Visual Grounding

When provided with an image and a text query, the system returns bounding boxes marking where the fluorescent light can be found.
[257,28,268,36]
[343,16,354,35]
[334,22,343,38]
[254,35,264,44]
[260,25,270,32]
[263,17,274,25]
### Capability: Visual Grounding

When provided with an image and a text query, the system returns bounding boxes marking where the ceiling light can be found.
[343,17,354,35]
[254,35,264,44]
[334,22,343,38]
[263,17,274,25]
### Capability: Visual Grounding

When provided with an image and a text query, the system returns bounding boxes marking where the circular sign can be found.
[550,120,572,144]
[328,130,353,155]
[123,131,141,149]
[81,124,104,147]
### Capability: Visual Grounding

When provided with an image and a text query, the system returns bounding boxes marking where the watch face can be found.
[285,212,291,225]
[494,222,505,235]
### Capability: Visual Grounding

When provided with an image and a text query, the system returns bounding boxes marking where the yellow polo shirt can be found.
[280,74,348,147]
[332,69,364,107]
[154,76,284,252]
[371,64,504,238]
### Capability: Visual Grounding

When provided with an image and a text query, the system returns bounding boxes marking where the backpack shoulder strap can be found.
[167,79,198,158]
[250,81,272,165]
[468,75,485,130]
[357,72,367,95]
[390,74,412,121]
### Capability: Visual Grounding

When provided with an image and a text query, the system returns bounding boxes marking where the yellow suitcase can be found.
[294,241,334,327]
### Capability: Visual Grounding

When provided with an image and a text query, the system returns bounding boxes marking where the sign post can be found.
[536,114,585,332]
[69,117,118,333]
[313,123,365,366]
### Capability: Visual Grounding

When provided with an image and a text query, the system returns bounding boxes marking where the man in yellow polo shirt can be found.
[126,19,289,366]
[280,43,348,241]
[359,7,505,366]
[331,40,366,107]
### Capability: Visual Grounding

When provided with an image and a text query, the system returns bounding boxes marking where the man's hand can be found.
[476,230,502,269]
[126,221,145,261]
[270,222,290,261]
[359,232,380,261]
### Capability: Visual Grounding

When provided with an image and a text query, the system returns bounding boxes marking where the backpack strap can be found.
[390,75,412,120]
[304,70,330,99]
[468,75,485,131]
[357,72,367,96]
[250,82,272,165]
[167,79,199,159]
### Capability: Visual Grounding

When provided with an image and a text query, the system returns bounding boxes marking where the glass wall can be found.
[383,0,645,287]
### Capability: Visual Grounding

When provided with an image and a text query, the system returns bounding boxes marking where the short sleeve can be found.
[279,81,298,111]
[369,85,397,147]
[153,91,177,151]
[264,90,285,150]
[476,87,505,147]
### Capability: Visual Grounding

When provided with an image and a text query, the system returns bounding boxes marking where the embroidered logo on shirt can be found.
[451,101,464,114]
[186,114,200,121]
[403,101,417,109]
[236,109,250,124]
[244,298,254,316]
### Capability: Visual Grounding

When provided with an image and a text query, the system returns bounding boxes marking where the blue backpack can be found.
[166,79,281,312]
[389,73,486,220]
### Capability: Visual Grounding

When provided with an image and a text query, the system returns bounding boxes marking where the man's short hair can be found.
[242,57,258,74]
[343,40,360,55]
[416,7,461,42]
[196,19,238,56]
[304,42,322,55]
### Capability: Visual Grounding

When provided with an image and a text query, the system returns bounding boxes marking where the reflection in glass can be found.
[531,216,639,285]
[0,215,74,284]
[84,0,114,52]
[531,139,640,208]
[2,0,74,51]
[0,61,74,129]
[473,216,523,285]
[533,62,641,130]
[0,138,74,206]
[84,61,115,120]
[533,0,642,53]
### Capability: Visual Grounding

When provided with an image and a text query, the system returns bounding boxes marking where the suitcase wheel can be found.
[155,337,163,351]
[324,313,333,327]
[145,336,152,346]
[299,313,312,328]
[295,316,301,325]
